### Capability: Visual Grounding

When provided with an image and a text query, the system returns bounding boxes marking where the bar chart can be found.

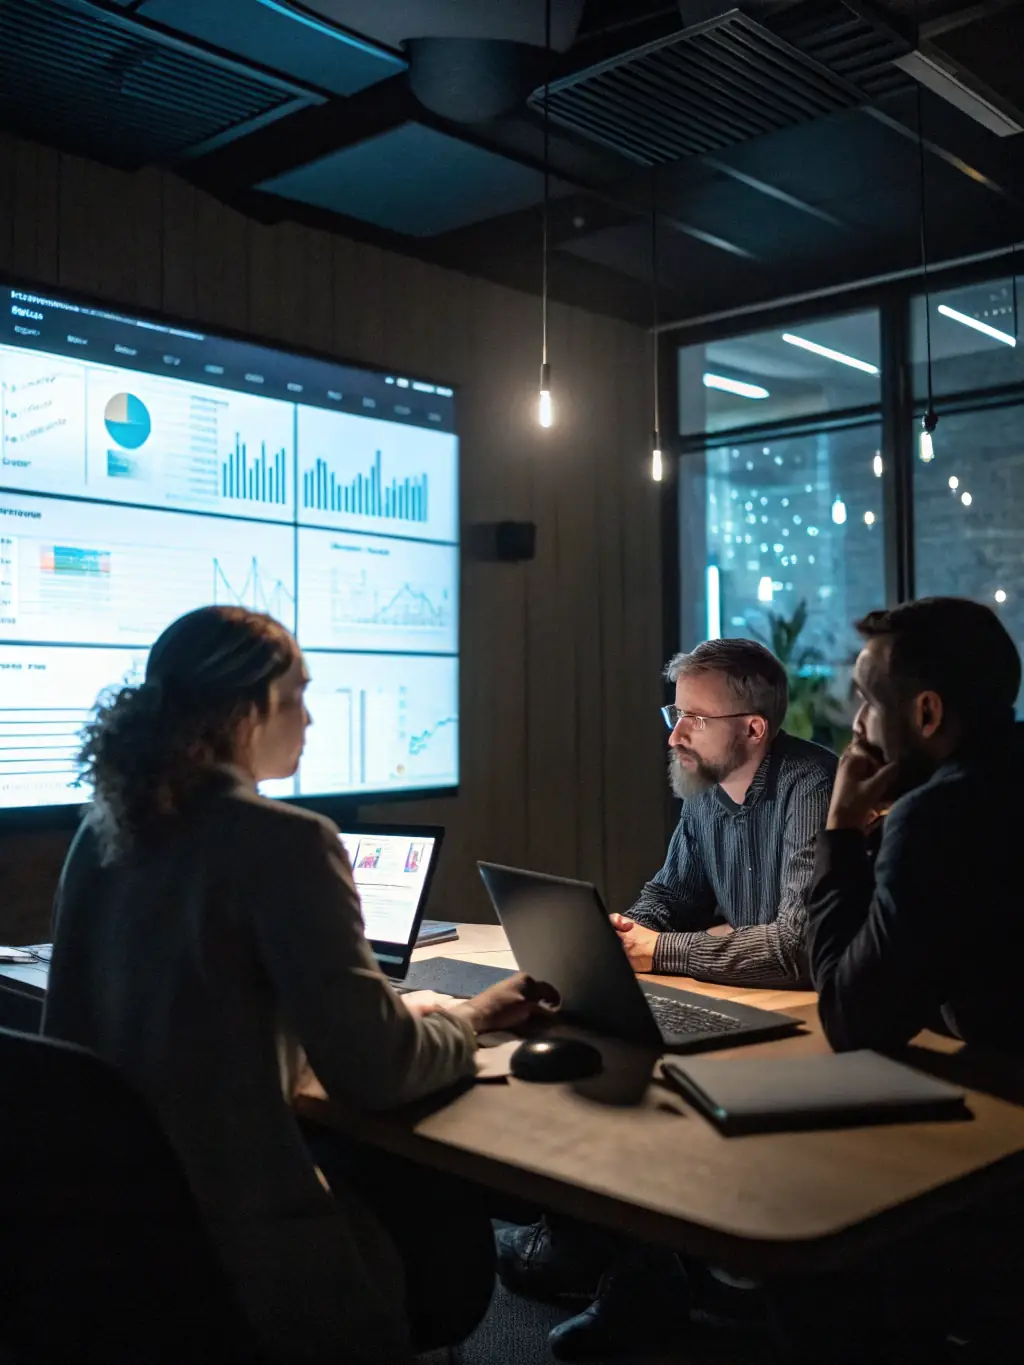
[302,449,428,524]
[221,436,289,506]
[297,406,457,544]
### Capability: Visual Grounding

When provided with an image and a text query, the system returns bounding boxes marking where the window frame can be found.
[661,252,1024,661]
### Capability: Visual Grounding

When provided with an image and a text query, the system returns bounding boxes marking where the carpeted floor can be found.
[418,1279,777,1365]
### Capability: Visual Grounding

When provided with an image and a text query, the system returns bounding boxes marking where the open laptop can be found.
[339,824,444,981]
[478,862,802,1053]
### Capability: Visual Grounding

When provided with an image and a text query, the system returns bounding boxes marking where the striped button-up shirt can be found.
[630,732,836,988]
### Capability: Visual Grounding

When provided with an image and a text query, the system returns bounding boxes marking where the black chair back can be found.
[0,1026,261,1363]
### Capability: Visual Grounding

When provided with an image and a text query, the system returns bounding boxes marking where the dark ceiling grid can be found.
[0,0,322,170]
[0,0,1021,327]
[765,0,915,101]
[529,12,867,165]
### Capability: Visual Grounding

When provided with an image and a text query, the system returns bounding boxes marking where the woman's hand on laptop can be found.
[452,972,560,1035]
[609,914,659,973]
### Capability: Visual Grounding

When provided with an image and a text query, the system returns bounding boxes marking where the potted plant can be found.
[754,600,851,752]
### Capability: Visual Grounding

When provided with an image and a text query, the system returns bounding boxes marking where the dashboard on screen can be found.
[0,281,459,815]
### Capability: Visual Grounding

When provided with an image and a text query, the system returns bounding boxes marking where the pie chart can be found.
[104,392,151,449]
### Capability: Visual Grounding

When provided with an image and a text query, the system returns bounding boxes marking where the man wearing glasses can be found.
[498,638,837,1361]
[610,636,837,989]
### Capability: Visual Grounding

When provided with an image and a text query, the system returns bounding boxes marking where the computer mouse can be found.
[510,1037,603,1083]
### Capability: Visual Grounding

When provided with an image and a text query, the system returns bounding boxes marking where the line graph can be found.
[331,572,452,630]
[409,716,457,758]
[298,653,458,795]
[213,556,296,620]
[298,528,457,653]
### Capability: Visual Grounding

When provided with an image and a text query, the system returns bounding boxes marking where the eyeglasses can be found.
[660,705,754,732]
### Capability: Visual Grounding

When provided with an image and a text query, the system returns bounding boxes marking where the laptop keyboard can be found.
[646,994,744,1038]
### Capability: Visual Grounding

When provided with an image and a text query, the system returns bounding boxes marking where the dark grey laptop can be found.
[477,862,803,1053]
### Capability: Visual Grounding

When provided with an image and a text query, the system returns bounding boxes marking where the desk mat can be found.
[401,957,513,998]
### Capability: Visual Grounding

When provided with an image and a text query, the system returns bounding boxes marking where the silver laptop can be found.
[478,862,802,1053]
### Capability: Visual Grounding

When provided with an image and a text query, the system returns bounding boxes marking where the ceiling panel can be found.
[259,122,568,236]
[0,0,317,169]
[140,0,405,97]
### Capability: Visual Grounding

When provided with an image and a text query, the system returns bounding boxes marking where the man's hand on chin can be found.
[609,913,659,974]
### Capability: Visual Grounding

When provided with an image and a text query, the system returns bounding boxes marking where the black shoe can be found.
[548,1256,689,1362]
[495,1218,610,1304]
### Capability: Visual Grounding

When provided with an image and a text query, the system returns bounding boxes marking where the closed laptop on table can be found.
[662,1051,969,1135]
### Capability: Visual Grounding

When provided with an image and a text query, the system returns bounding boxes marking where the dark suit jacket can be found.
[809,726,1024,1054]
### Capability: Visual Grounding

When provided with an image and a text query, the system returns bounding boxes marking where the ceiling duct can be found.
[298,0,584,52]
[0,0,314,169]
[894,3,1024,138]
[406,38,545,121]
[295,0,584,121]
[528,8,867,165]
[764,1,913,103]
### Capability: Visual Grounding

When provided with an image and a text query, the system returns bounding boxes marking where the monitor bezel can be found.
[0,270,461,829]
[339,821,446,981]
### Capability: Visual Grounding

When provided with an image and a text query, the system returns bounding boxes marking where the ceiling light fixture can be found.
[831,496,847,526]
[702,373,770,400]
[937,304,1016,348]
[893,49,1024,139]
[873,453,883,477]
[538,0,553,429]
[781,333,879,375]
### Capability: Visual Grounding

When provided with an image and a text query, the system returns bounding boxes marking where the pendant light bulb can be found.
[538,361,553,428]
[651,435,663,483]
[920,408,938,463]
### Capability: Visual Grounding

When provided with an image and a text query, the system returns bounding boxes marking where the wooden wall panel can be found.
[0,130,666,944]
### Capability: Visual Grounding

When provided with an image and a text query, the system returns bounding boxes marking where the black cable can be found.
[541,0,551,371]
[916,77,934,423]
[651,164,660,449]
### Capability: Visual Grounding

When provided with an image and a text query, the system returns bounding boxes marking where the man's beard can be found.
[885,738,937,803]
[668,736,745,799]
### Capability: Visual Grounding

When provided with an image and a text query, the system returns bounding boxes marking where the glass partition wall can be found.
[673,262,1024,743]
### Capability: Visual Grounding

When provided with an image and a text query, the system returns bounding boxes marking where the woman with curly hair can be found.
[42,604,551,1364]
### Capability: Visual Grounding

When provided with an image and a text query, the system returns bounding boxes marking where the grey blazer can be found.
[43,771,475,1363]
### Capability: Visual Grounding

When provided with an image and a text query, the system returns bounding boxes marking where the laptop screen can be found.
[339,826,443,979]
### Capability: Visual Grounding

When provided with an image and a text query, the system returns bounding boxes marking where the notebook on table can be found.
[661,1051,969,1136]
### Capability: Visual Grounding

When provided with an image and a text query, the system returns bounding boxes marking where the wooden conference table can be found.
[297,923,1024,1277]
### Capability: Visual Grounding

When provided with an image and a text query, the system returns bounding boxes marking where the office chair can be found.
[0,1026,264,1364]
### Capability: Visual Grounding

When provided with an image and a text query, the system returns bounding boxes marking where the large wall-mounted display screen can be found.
[0,282,459,813]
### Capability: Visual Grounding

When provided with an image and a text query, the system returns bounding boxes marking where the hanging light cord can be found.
[651,165,659,446]
[541,0,551,370]
[916,77,935,421]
